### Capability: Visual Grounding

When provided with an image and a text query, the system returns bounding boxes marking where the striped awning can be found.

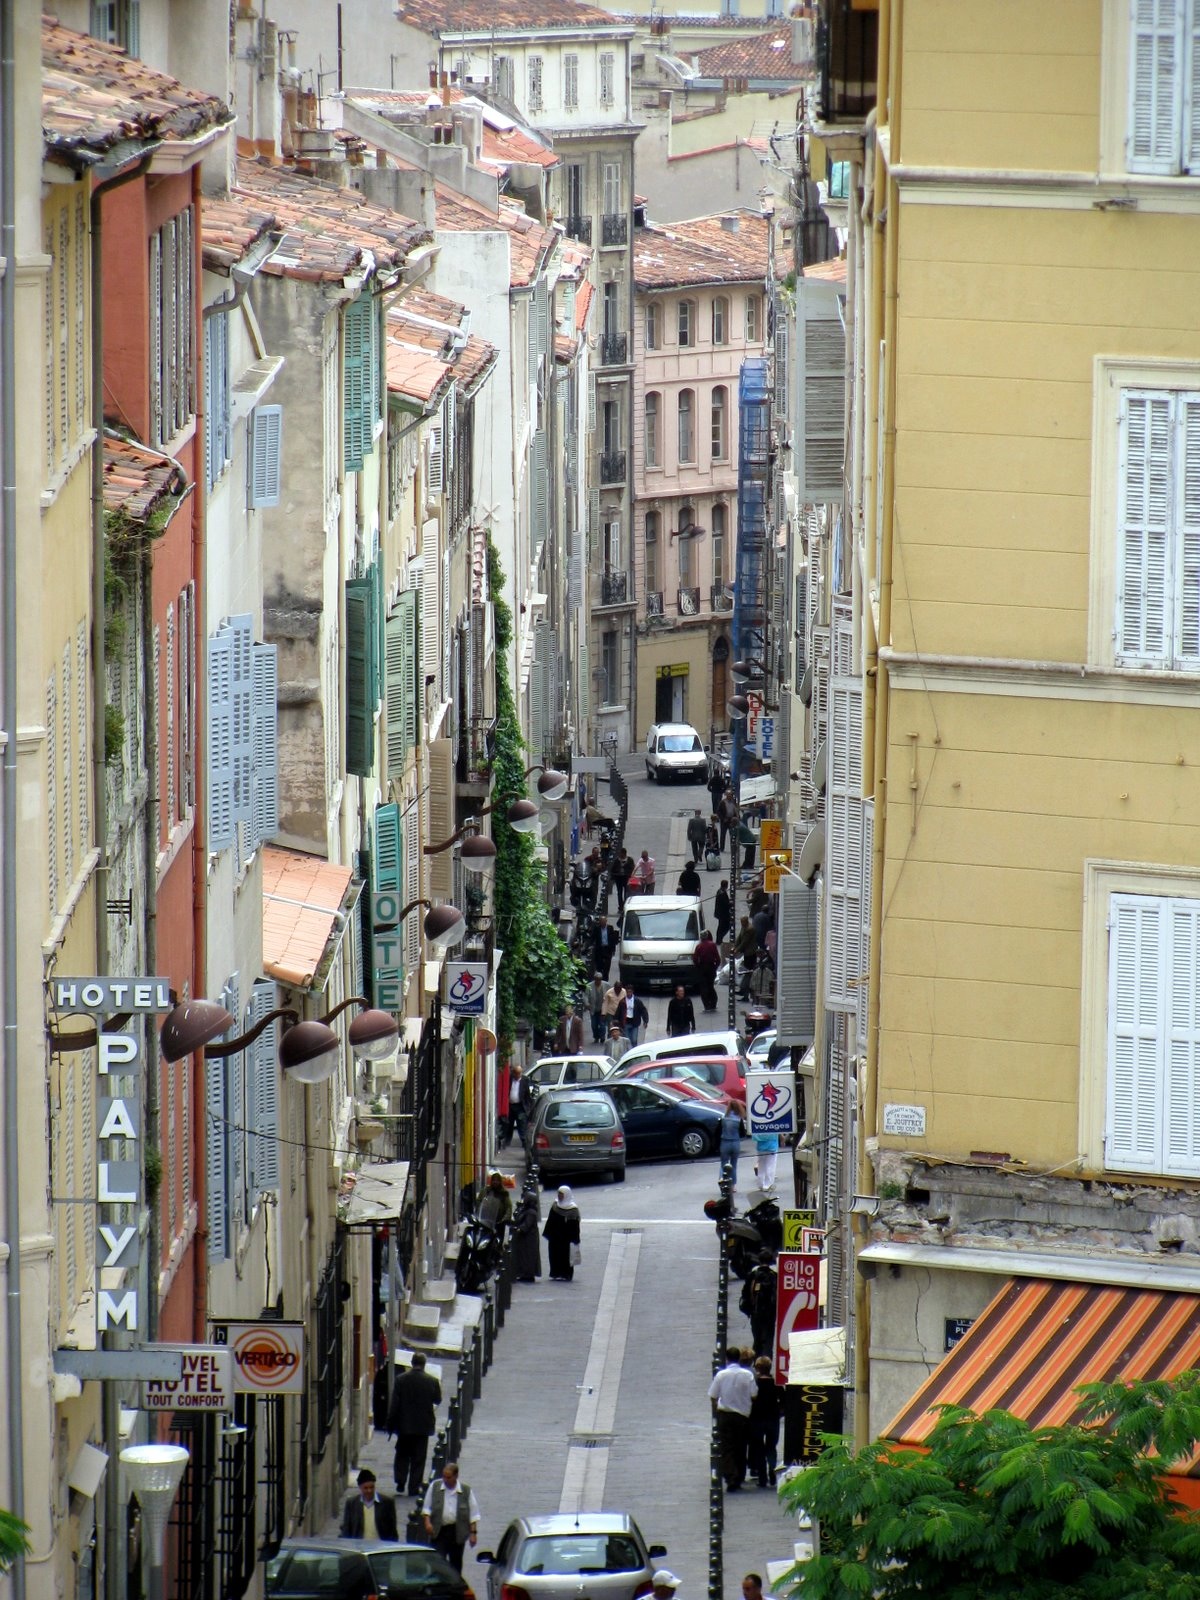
[886,1277,1200,1493]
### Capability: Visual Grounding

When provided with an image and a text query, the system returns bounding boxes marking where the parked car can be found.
[646,1063,729,1106]
[267,1541,472,1600]
[526,1055,611,1095]
[746,1028,789,1070]
[610,1054,746,1106]
[619,894,704,990]
[593,1079,724,1160]
[617,1030,745,1072]
[645,722,709,784]
[478,1514,666,1600]
[526,1089,626,1184]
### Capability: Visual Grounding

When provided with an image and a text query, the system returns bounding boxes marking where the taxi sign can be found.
[781,1209,817,1251]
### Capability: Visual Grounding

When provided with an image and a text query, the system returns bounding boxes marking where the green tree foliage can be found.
[488,540,583,1047]
[0,1510,31,1572]
[779,1374,1200,1600]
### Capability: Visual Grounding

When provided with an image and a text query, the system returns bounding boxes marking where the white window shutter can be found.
[1116,391,1172,665]
[403,801,421,972]
[1106,894,1164,1172]
[825,603,861,1011]
[1164,900,1200,1174]
[420,537,440,703]
[1176,395,1200,663]
[401,588,420,751]
[796,281,845,504]
[228,614,254,822]
[207,628,235,849]
[1128,0,1183,174]
[248,979,280,1197]
[1186,5,1200,170]
[427,739,455,898]
[248,404,282,508]
[776,869,819,1047]
[386,611,407,778]
[857,799,874,1052]
[426,423,444,497]
[227,978,246,1232]
[251,642,279,848]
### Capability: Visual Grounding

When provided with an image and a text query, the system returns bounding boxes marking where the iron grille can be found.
[599,450,626,485]
[168,1413,216,1600]
[313,1232,347,1459]
[565,215,592,244]
[600,571,630,605]
[601,214,628,247]
[600,333,628,367]
[645,591,664,617]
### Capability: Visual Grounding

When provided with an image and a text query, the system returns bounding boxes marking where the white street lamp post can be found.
[120,1444,190,1600]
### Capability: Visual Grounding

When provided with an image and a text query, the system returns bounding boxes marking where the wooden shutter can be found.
[426,422,444,498]
[374,801,402,893]
[1106,894,1164,1172]
[226,977,246,1233]
[386,612,408,778]
[251,643,279,848]
[1165,899,1200,1175]
[797,281,845,504]
[248,979,280,1197]
[149,229,163,446]
[1128,0,1183,173]
[208,626,235,849]
[248,404,282,508]
[403,800,421,971]
[1177,395,1200,663]
[1117,390,1172,665]
[1187,4,1200,170]
[825,603,862,1011]
[400,587,420,751]
[427,739,455,897]
[343,296,368,473]
[345,577,373,776]
[776,869,819,1047]
[531,431,549,555]
[419,538,440,704]
[229,614,254,823]
[206,1051,229,1259]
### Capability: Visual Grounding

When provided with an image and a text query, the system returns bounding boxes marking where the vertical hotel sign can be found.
[51,977,173,1335]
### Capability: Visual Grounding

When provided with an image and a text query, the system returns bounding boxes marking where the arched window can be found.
[678,504,695,582]
[678,299,696,348]
[678,389,695,463]
[711,502,727,590]
[645,510,660,590]
[712,296,729,345]
[710,385,728,460]
[644,391,660,468]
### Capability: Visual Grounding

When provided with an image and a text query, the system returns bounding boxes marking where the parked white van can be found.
[619,894,704,990]
[645,722,709,784]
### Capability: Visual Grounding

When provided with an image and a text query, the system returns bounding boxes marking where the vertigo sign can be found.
[211,1320,305,1394]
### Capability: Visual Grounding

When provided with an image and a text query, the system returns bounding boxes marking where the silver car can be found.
[478,1514,666,1600]
[526,1089,627,1184]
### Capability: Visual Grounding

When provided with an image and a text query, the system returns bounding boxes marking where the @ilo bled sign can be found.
[746,1070,797,1136]
[446,962,488,1016]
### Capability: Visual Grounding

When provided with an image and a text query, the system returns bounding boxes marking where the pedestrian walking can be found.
[666,984,696,1038]
[630,849,656,895]
[511,1181,542,1283]
[753,1129,779,1193]
[421,1463,480,1571]
[718,790,738,851]
[586,973,607,1043]
[602,977,628,1026]
[708,764,726,816]
[747,1356,782,1488]
[499,1063,531,1149]
[341,1469,400,1538]
[713,880,732,948]
[477,1171,512,1240]
[708,1347,755,1491]
[742,1576,765,1600]
[704,817,722,870]
[612,847,634,912]
[606,1022,629,1062]
[626,991,649,1047]
[593,914,619,980]
[738,817,757,871]
[692,930,720,1012]
[734,917,759,999]
[387,1353,442,1498]
[677,860,702,898]
[718,1100,743,1186]
[543,1184,582,1281]
[686,808,707,862]
[740,1254,777,1359]
[553,1003,585,1056]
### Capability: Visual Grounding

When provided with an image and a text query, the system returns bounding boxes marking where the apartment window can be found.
[603,518,622,573]
[564,53,579,111]
[603,161,622,216]
[678,299,696,347]
[343,292,379,474]
[645,302,661,351]
[495,55,514,101]
[711,385,728,460]
[90,0,139,52]
[645,510,660,589]
[746,293,761,342]
[600,51,615,106]
[1127,0,1200,174]
[149,209,193,448]
[1114,388,1200,669]
[603,397,622,455]
[603,281,619,339]
[601,629,620,705]
[528,55,544,112]
[565,161,585,220]
[712,502,726,587]
[678,388,695,463]
[208,616,278,853]
[204,313,230,491]
[678,505,694,582]
[712,296,729,345]
[644,392,661,468]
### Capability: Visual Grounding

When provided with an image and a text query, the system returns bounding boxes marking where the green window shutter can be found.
[398,588,419,751]
[386,611,407,778]
[343,297,368,473]
[374,801,402,893]
[371,559,385,708]
[366,295,380,436]
[345,577,373,775]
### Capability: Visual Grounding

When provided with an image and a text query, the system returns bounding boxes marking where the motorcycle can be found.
[704,1192,784,1280]
[454,1212,502,1294]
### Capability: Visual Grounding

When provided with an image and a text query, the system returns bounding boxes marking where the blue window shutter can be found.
[207,627,235,849]
[345,577,373,776]
[343,297,368,473]
[228,614,254,823]
[251,643,278,848]
[248,404,282,508]
[374,801,402,893]
[227,977,246,1233]
[386,612,407,778]
[399,588,419,751]
[248,978,280,1197]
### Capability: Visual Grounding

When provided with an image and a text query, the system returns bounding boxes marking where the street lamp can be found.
[507,798,541,834]
[424,823,497,872]
[526,764,569,801]
[121,1444,189,1600]
[731,658,767,684]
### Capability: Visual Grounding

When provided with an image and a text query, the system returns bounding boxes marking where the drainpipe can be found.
[0,4,26,1591]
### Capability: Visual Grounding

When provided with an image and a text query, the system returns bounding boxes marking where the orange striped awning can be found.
[886,1277,1200,1493]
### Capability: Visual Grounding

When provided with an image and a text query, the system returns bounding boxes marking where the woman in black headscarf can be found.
[511,1180,542,1283]
[542,1185,582,1281]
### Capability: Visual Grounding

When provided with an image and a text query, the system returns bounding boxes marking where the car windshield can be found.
[660,734,702,753]
[544,1100,615,1130]
[367,1551,459,1591]
[623,910,700,940]
[518,1535,643,1576]
[670,1067,720,1095]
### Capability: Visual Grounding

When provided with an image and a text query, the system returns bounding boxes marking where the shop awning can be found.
[261,847,361,992]
[338,1161,411,1227]
[885,1276,1200,1501]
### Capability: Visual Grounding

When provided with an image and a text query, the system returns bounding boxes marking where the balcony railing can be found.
[564,214,592,243]
[599,450,626,485]
[645,591,664,617]
[711,584,733,613]
[600,333,628,367]
[600,570,631,606]
[457,712,496,789]
[601,213,628,247]
[677,586,701,617]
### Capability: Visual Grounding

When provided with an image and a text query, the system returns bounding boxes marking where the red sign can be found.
[774,1252,820,1384]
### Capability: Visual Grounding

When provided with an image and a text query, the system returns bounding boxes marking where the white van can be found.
[645,722,709,784]
[618,1030,747,1074]
[619,894,704,990]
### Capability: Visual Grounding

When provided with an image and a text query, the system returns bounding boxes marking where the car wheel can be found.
[611,1166,626,1183]
[646,763,654,781]
[680,1128,708,1159]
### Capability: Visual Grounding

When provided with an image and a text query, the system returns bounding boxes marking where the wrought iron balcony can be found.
[457,713,496,793]
[601,213,628,247]
[677,586,701,618]
[564,214,592,243]
[599,450,626,485]
[600,570,631,606]
[645,590,664,617]
[600,333,628,367]
[711,584,733,613]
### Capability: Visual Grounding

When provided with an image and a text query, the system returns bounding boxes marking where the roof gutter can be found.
[202,229,285,322]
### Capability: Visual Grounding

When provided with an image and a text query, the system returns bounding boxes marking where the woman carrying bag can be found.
[543,1185,582,1281]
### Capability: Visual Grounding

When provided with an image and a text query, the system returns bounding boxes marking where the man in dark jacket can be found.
[341,1469,400,1537]
[592,914,619,980]
[388,1353,442,1497]
[553,1004,585,1056]
[666,984,696,1037]
[692,932,721,1011]
[686,808,708,862]
[714,880,733,946]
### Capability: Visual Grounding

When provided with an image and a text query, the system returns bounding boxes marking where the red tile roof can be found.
[261,848,356,990]
[387,291,497,404]
[456,333,500,391]
[434,184,555,288]
[345,89,558,172]
[633,209,771,290]
[692,30,810,80]
[103,435,187,522]
[42,15,231,168]
[396,0,620,34]
[200,193,276,272]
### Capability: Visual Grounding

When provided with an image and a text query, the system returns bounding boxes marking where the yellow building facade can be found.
[832,0,1200,1436]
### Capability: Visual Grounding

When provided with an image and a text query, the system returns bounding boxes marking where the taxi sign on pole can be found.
[763,850,792,893]
[759,820,784,854]
[781,1209,817,1251]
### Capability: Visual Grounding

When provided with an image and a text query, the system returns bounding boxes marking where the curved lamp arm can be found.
[204,1005,299,1058]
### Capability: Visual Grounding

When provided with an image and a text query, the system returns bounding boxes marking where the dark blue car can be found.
[595,1079,723,1160]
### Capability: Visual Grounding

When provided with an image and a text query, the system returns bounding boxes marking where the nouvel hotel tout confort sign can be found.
[52,976,174,1335]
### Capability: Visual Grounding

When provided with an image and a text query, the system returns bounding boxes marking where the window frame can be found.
[710,384,728,461]
[1124,0,1200,174]
[746,292,761,343]
[563,52,579,112]
[712,502,726,587]
[678,299,696,347]
[645,302,661,351]
[645,510,660,590]
[600,51,616,106]
[528,54,544,112]
[644,391,661,469]
[712,295,729,346]
[678,388,695,464]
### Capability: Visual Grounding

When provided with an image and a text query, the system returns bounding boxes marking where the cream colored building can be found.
[804,0,1200,1441]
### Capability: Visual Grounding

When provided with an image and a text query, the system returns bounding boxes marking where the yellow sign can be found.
[782,1209,817,1250]
[760,819,784,853]
[763,850,792,893]
[656,663,689,679]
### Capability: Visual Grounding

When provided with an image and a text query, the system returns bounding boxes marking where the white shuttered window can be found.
[1116,388,1200,668]
[1128,0,1200,174]
[824,603,862,1011]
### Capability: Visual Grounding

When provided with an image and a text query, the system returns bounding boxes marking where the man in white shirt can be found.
[707,1348,755,1491]
[421,1462,481,1570]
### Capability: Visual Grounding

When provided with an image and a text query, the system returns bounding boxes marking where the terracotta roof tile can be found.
[434,184,555,288]
[345,89,558,172]
[617,10,768,26]
[261,847,356,990]
[692,30,810,80]
[803,255,848,285]
[455,333,499,390]
[575,278,594,332]
[397,0,619,35]
[235,157,432,283]
[387,292,497,402]
[387,342,451,404]
[633,209,771,290]
[201,193,276,272]
[102,435,187,522]
[42,15,231,167]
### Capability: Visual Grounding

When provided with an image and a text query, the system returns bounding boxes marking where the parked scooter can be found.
[704,1191,784,1281]
[454,1213,502,1294]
